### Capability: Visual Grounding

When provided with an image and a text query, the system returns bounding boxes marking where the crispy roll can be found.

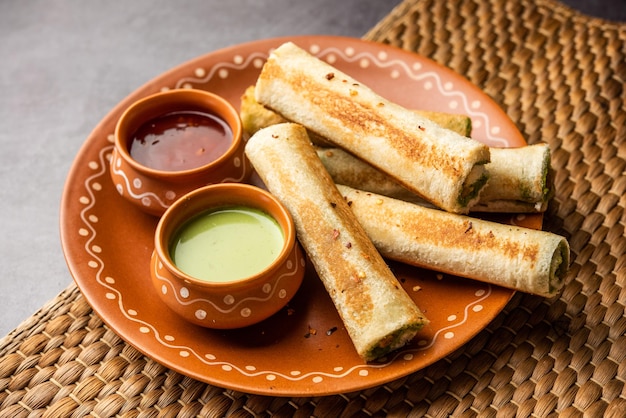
[241,85,473,139]
[471,144,553,212]
[338,185,570,297]
[245,123,428,361]
[316,143,553,213]
[254,42,490,214]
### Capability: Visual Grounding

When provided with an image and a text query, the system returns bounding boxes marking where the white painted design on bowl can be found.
[152,250,300,314]
[110,158,171,210]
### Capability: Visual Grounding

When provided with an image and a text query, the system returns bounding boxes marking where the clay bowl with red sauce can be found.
[151,183,306,329]
[110,89,251,216]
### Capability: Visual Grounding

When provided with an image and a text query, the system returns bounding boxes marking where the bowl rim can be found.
[154,183,297,288]
[114,88,244,178]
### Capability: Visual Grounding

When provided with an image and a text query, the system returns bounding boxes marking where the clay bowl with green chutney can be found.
[151,183,306,329]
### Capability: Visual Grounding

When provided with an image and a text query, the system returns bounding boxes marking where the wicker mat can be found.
[1,0,625,416]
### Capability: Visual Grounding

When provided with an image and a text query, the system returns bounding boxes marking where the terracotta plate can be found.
[60,35,539,396]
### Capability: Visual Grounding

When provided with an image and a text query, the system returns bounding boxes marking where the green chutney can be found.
[170,206,285,282]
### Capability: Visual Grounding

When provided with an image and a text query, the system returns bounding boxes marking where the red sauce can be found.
[129,110,232,171]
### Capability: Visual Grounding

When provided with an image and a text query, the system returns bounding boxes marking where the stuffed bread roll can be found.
[245,123,428,361]
[338,185,570,297]
[316,143,553,213]
[254,41,490,214]
[471,144,553,212]
[240,85,473,140]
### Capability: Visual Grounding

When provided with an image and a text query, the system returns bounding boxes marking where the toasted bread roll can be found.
[338,185,570,297]
[471,144,553,212]
[316,143,553,213]
[245,123,428,361]
[241,85,473,139]
[254,41,490,214]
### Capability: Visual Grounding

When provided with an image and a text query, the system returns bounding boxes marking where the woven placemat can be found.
[2,0,625,416]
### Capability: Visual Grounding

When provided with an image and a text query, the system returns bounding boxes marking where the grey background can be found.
[1,0,624,337]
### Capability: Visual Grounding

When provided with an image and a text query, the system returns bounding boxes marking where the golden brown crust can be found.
[476,144,552,205]
[254,42,490,214]
[245,123,428,361]
[338,185,570,297]
[241,84,472,139]
[315,145,551,213]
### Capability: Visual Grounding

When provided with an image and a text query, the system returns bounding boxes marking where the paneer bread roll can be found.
[338,185,570,297]
[245,123,428,362]
[471,144,553,212]
[254,41,490,214]
[240,85,473,139]
[316,143,553,213]
[242,78,550,212]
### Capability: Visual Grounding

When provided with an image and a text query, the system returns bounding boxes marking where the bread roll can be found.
[316,143,553,213]
[245,123,428,361]
[471,144,553,212]
[240,85,473,139]
[338,185,570,297]
[254,41,490,214]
